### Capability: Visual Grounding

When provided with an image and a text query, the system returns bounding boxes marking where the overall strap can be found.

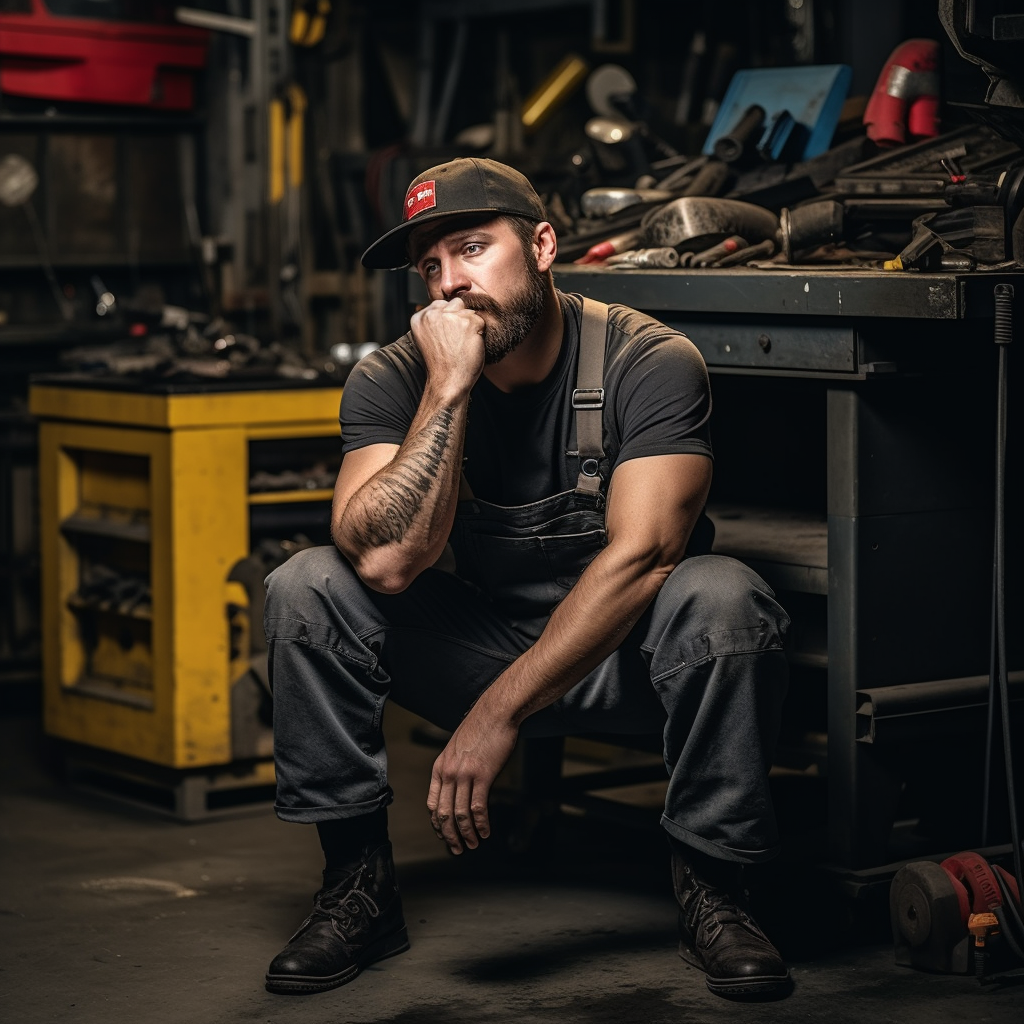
[573,297,609,496]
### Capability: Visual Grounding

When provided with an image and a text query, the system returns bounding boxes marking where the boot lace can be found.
[679,867,758,939]
[691,886,751,926]
[296,870,382,941]
[320,887,380,936]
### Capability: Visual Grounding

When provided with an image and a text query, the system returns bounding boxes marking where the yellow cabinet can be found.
[31,383,343,774]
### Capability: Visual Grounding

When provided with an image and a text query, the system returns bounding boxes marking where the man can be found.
[263,157,792,1000]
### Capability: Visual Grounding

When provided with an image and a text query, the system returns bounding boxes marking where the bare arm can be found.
[331,298,485,593]
[331,398,466,592]
[427,451,713,852]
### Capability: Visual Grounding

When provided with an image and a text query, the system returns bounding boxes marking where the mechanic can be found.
[263,157,793,1001]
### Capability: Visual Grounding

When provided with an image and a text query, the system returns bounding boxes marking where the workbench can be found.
[552,264,1024,871]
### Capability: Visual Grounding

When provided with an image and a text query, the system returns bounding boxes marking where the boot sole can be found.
[678,940,792,1000]
[265,926,410,994]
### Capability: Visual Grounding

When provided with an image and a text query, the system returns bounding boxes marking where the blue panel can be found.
[702,64,853,161]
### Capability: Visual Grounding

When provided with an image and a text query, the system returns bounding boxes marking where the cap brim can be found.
[360,220,419,271]
[360,206,531,270]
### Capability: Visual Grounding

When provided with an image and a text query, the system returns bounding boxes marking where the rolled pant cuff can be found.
[275,790,393,824]
[661,813,779,864]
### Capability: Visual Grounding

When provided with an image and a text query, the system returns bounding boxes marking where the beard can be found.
[461,263,548,365]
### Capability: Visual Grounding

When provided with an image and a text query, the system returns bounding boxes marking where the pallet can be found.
[63,743,276,821]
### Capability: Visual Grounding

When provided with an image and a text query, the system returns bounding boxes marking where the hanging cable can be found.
[990,282,1023,929]
[983,285,1011,846]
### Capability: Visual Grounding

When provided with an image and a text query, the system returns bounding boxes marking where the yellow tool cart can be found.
[30,378,343,818]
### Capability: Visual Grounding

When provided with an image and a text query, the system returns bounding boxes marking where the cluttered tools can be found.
[556,50,1024,273]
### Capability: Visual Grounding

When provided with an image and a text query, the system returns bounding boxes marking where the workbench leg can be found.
[505,736,566,855]
[826,383,992,869]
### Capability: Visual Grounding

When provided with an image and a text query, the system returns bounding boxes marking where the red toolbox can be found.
[0,1,209,110]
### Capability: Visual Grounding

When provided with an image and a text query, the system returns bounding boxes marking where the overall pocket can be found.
[452,493,607,619]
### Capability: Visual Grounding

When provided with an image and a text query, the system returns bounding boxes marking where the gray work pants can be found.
[265,548,790,863]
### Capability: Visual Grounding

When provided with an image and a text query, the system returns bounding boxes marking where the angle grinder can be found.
[891,851,1022,977]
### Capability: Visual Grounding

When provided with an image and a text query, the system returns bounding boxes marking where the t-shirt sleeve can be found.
[339,338,425,455]
[607,309,713,467]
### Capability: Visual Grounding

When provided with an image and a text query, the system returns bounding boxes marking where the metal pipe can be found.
[856,671,1024,743]
[175,6,256,36]
[521,54,589,133]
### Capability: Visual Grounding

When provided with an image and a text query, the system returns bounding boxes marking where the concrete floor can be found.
[2,699,1022,1024]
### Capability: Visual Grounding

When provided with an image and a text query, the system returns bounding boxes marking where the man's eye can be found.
[464,243,483,255]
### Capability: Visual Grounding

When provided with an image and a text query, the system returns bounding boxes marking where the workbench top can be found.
[551,264,1023,320]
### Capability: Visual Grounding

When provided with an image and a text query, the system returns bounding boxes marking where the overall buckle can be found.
[572,387,605,410]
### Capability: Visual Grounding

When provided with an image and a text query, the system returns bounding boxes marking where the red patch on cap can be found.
[404,180,436,221]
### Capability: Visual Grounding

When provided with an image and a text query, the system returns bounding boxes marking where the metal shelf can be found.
[708,503,827,595]
[248,488,334,505]
[60,512,150,544]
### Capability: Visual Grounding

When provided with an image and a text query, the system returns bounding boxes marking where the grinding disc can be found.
[585,64,637,117]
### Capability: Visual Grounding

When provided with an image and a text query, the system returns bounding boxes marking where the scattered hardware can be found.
[606,247,681,269]
[71,564,152,617]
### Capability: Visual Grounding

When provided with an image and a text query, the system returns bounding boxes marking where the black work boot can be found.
[671,845,792,1000]
[265,841,409,994]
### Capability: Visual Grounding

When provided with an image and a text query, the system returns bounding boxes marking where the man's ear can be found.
[534,222,558,272]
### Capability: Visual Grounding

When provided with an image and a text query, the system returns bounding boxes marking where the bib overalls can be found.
[265,301,791,863]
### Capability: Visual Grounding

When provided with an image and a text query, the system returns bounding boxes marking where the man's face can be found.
[411,216,548,364]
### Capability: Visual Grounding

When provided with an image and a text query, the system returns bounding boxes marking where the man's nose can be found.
[439,259,470,301]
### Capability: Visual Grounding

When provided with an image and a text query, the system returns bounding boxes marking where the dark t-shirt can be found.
[340,291,713,508]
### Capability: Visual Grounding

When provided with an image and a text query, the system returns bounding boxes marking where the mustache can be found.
[458,294,503,317]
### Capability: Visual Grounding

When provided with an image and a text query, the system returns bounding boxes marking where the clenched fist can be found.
[410,297,486,399]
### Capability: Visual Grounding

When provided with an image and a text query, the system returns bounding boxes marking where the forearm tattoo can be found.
[355,407,455,547]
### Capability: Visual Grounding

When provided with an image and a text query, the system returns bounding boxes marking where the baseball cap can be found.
[361,157,547,270]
